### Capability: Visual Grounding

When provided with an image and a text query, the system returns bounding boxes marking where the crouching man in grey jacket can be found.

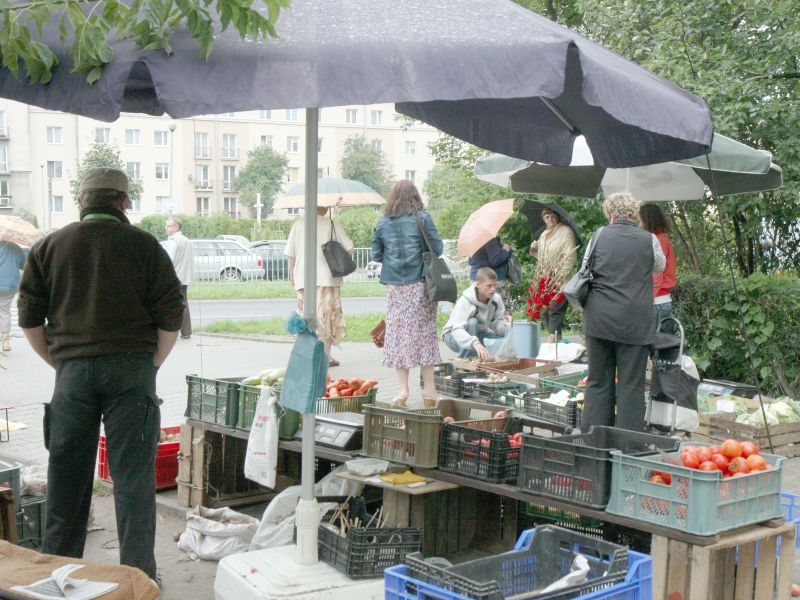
[442,267,513,359]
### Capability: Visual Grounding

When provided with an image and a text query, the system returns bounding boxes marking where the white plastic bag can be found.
[484,330,516,360]
[244,385,278,488]
[177,506,259,561]
[536,342,585,363]
[540,554,590,593]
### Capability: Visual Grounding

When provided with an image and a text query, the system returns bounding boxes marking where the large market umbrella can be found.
[474,133,783,200]
[520,201,583,247]
[273,178,384,210]
[456,198,516,257]
[0,1,712,168]
[0,0,716,567]
[0,216,44,247]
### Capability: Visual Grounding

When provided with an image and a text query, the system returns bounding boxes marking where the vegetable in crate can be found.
[324,377,377,399]
[670,440,771,479]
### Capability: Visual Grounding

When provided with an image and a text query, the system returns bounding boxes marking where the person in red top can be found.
[640,203,676,323]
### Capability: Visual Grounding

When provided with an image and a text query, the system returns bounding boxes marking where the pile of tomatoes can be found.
[650,439,771,485]
[324,377,378,398]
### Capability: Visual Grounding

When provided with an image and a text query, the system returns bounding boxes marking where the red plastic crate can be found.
[97,425,181,490]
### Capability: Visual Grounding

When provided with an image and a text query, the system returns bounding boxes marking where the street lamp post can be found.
[40,164,51,231]
[168,122,177,213]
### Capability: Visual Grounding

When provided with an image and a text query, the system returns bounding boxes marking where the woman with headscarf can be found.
[528,207,577,342]
[581,192,666,433]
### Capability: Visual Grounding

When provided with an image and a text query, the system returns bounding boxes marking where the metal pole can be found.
[168,122,177,211]
[39,164,46,229]
[295,107,320,565]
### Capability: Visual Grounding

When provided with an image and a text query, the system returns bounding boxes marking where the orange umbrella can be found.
[456,198,515,257]
[0,215,44,247]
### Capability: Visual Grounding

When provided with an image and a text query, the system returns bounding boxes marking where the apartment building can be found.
[0,101,439,228]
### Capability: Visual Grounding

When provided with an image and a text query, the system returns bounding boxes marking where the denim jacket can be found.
[371,211,444,284]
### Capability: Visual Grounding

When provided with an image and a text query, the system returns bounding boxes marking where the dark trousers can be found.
[43,352,161,578]
[581,335,649,433]
[544,296,568,335]
[180,284,192,337]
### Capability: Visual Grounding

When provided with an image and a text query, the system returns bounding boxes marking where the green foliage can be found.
[339,136,393,197]
[234,145,289,217]
[0,0,289,85]
[187,280,386,300]
[672,272,800,398]
[335,206,382,248]
[15,208,39,229]
[136,213,291,242]
[69,140,143,203]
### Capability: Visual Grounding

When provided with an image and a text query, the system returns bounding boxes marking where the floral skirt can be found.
[383,281,441,369]
[296,286,345,347]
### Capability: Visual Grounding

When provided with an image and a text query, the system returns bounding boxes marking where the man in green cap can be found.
[17,167,184,583]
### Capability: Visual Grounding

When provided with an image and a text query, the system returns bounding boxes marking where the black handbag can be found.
[322,218,356,277]
[506,252,522,285]
[562,227,603,309]
[416,212,457,303]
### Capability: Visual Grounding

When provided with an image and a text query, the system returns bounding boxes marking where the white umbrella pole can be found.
[296,107,320,565]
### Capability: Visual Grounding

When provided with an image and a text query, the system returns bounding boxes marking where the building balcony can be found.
[194,147,213,159]
[0,163,8,174]
[221,148,239,160]
[194,179,214,190]
[0,126,9,138]
[222,181,235,191]
[0,196,12,208]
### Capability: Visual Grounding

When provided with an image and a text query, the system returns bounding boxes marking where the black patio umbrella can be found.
[521,201,583,247]
[0,0,712,168]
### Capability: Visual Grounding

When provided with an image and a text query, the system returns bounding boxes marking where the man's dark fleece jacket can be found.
[17,206,184,361]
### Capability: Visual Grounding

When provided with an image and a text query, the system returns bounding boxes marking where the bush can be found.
[672,272,800,398]
[136,214,293,242]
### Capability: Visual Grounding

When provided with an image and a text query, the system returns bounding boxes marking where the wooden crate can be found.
[652,522,795,600]
[693,412,800,458]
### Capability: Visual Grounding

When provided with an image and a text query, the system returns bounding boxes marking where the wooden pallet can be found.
[652,521,796,600]
[692,413,800,457]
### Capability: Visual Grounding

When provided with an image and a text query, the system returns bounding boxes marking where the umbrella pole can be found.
[296,107,321,565]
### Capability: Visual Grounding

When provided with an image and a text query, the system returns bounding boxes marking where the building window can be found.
[405,140,416,156]
[46,161,63,179]
[371,139,383,154]
[318,109,323,122]
[50,195,64,213]
[223,165,236,190]
[286,136,299,153]
[286,207,300,215]
[129,196,142,213]
[317,168,324,179]
[288,167,300,183]
[46,126,62,144]
[155,163,170,180]
[405,170,416,183]
[317,137,324,153]
[195,164,210,188]
[125,129,140,145]
[345,109,358,124]
[196,197,210,216]
[154,130,169,146]
[194,132,211,158]
[155,196,172,213]
[0,111,6,136]
[95,127,110,143]
[259,110,271,120]
[370,110,382,126]
[0,180,10,196]
[0,144,7,172]
[224,196,237,218]
[126,162,141,180]
[222,133,237,159]
[222,112,236,118]
[260,135,273,148]
[285,109,299,121]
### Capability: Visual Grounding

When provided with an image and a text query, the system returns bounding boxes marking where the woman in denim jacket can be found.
[371,180,444,407]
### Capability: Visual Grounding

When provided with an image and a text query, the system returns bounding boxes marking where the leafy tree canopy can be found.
[339,136,393,198]
[69,140,143,203]
[0,0,289,85]
[234,145,289,217]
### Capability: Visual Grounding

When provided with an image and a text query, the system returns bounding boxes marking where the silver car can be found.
[189,239,264,281]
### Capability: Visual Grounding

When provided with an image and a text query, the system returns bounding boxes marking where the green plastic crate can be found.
[236,383,282,429]
[184,375,241,426]
[16,494,46,549]
[540,371,586,394]
[363,404,441,468]
[316,387,378,414]
[606,442,784,536]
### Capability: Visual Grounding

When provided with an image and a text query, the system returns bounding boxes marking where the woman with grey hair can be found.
[580,192,666,433]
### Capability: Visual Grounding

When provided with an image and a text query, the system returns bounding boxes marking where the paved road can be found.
[187,297,388,326]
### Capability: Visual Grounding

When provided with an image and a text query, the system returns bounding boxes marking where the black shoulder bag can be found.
[562,227,604,309]
[321,217,356,277]
[415,212,457,303]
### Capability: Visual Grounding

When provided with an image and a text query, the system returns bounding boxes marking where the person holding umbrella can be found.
[526,204,579,342]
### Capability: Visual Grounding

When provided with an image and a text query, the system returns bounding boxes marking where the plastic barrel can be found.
[511,320,540,358]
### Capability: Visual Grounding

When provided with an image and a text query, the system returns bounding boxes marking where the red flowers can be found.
[525,275,564,321]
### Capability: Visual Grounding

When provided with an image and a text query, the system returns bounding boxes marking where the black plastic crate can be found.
[517,502,605,539]
[517,426,680,509]
[462,377,526,401]
[420,364,477,397]
[16,494,46,549]
[604,523,652,554]
[438,417,523,483]
[318,506,422,579]
[404,524,628,600]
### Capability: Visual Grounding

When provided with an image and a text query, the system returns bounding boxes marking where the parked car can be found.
[250,239,290,280]
[180,239,264,281]
[365,260,382,279]
[216,234,251,249]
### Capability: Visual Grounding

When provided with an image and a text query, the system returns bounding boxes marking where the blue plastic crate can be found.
[385,549,652,600]
[781,491,800,549]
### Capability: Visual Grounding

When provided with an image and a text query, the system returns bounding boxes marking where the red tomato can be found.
[708,445,722,456]
[652,470,672,485]
[649,475,665,485]
[682,445,700,456]
[721,439,743,459]
[695,446,713,463]
[710,453,730,471]
[728,456,750,474]
[740,441,759,458]
[745,454,767,471]
[699,461,719,471]
[681,452,700,469]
